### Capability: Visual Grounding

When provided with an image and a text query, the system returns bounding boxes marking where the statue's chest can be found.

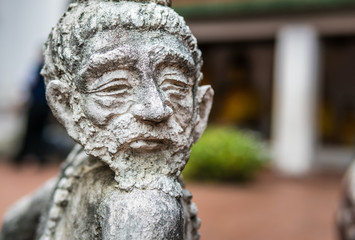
[54,184,103,240]
[41,165,188,240]
[54,172,185,240]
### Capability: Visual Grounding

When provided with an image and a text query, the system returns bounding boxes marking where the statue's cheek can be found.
[166,93,194,128]
[81,94,134,126]
[176,104,194,129]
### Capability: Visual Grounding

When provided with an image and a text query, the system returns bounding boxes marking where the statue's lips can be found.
[129,139,167,151]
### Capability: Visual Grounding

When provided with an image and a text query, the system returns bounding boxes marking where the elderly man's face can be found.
[45,25,212,190]
[75,29,196,155]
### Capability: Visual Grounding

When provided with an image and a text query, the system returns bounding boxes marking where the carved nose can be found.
[133,88,172,123]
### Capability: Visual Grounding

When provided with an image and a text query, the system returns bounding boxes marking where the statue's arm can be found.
[0,177,57,240]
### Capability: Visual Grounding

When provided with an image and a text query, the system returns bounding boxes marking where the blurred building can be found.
[173,0,355,174]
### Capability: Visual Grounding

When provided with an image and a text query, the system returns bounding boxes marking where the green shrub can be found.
[183,126,269,182]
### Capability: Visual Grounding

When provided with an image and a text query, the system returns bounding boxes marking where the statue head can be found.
[42,0,213,195]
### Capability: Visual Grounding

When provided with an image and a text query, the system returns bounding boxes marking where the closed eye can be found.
[160,78,192,100]
[161,78,191,90]
[90,79,131,96]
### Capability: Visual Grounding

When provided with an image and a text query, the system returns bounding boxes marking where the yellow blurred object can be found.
[219,89,259,124]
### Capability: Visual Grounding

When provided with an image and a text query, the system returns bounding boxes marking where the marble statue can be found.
[0,0,213,239]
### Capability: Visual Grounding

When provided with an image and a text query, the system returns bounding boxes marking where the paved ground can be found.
[0,161,343,240]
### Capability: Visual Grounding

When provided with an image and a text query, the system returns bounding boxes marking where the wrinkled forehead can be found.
[80,29,195,70]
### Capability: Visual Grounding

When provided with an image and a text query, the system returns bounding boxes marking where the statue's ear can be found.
[192,85,214,143]
[46,80,79,140]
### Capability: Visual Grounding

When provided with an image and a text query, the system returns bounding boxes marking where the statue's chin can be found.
[72,116,190,197]
[80,143,189,197]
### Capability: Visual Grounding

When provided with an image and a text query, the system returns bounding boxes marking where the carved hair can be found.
[41,1,202,86]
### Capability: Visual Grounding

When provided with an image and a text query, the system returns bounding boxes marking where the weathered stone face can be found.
[59,28,205,195]
[43,1,212,171]
[44,5,214,193]
[76,29,195,156]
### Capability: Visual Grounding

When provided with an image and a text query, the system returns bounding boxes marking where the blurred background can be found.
[2,0,355,239]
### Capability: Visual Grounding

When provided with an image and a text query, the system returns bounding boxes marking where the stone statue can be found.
[0,0,213,239]
[338,163,355,240]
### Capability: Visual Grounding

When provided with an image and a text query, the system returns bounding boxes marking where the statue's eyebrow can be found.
[85,48,137,76]
[76,48,137,92]
[149,46,195,74]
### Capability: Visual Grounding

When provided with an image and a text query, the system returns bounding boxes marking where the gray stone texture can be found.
[0,0,213,239]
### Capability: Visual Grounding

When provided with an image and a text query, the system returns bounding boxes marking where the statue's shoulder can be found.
[37,147,117,240]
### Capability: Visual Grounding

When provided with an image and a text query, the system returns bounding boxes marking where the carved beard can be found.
[69,93,194,197]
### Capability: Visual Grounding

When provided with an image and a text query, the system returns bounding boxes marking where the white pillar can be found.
[272,25,320,176]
